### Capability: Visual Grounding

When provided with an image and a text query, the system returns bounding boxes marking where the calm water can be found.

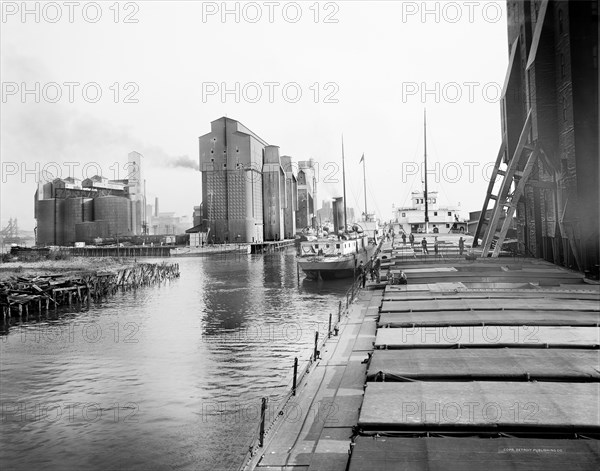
[0,250,349,470]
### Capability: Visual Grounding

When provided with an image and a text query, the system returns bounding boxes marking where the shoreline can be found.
[0,257,136,282]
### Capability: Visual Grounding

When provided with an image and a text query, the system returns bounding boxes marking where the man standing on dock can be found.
[421,237,429,254]
[409,233,415,248]
[434,237,439,257]
[401,233,407,245]
[458,237,465,255]
[358,261,366,288]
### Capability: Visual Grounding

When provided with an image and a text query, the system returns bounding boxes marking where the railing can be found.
[236,239,384,470]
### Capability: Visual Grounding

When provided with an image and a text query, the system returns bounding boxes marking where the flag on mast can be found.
[359,153,364,163]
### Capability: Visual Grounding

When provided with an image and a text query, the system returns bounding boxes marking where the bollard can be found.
[338,301,342,323]
[328,313,332,339]
[292,357,298,396]
[313,331,319,361]
[259,397,268,447]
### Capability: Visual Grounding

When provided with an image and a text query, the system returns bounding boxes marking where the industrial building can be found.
[295,160,317,231]
[198,117,305,243]
[475,0,598,277]
[34,153,146,246]
[262,146,286,241]
[280,156,298,239]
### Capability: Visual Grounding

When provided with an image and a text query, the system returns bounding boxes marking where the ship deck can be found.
[244,234,600,471]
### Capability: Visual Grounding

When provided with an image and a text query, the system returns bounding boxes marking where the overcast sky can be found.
[1,1,509,231]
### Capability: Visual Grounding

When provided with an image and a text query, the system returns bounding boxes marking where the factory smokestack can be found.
[155,197,159,217]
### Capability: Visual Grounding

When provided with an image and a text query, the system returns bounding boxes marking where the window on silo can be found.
[434,211,438,216]
[448,212,452,216]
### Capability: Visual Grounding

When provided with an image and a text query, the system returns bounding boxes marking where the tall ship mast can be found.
[423,109,429,234]
[296,137,377,280]
[342,136,348,234]
[391,110,468,235]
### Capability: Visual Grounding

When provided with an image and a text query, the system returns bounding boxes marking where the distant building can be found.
[34,154,145,246]
[198,117,305,243]
[296,160,317,230]
[262,146,285,241]
[149,212,188,235]
[317,199,355,228]
[317,200,333,224]
[199,117,266,243]
[127,151,145,236]
[280,156,297,239]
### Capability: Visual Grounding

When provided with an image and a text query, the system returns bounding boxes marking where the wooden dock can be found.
[1,262,180,321]
[63,241,295,257]
[250,240,296,254]
[241,235,600,471]
[69,246,172,257]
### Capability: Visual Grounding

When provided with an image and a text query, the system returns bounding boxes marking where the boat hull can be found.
[298,246,376,280]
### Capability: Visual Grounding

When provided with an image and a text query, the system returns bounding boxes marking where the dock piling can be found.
[292,357,298,396]
[328,313,332,338]
[313,331,319,361]
[258,397,267,447]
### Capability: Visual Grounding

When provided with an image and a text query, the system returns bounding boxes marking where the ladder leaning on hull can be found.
[475,110,543,257]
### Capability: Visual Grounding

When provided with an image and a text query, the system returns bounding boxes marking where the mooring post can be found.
[338,301,342,323]
[259,397,267,447]
[296,263,300,284]
[292,357,298,396]
[328,313,332,338]
[313,331,319,361]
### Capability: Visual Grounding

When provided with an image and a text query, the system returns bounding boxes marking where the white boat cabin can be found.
[299,235,369,257]
[392,190,468,234]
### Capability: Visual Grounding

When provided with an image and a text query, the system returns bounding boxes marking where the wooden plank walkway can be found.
[244,237,600,471]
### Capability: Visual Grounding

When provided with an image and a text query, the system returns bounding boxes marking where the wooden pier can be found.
[69,246,172,257]
[250,240,296,254]
[1,262,180,321]
[241,235,600,471]
[64,241,294,257]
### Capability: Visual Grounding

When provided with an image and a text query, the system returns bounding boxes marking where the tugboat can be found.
[297,138,376,280]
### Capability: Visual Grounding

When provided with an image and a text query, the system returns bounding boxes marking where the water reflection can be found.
[0,251,349,471]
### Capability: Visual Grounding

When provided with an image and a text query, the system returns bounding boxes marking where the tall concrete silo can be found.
[94,196,132,237]
[63,198,85,246]
[82,198,94,222]
[36,198,65,246]
[36,199,56,246]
